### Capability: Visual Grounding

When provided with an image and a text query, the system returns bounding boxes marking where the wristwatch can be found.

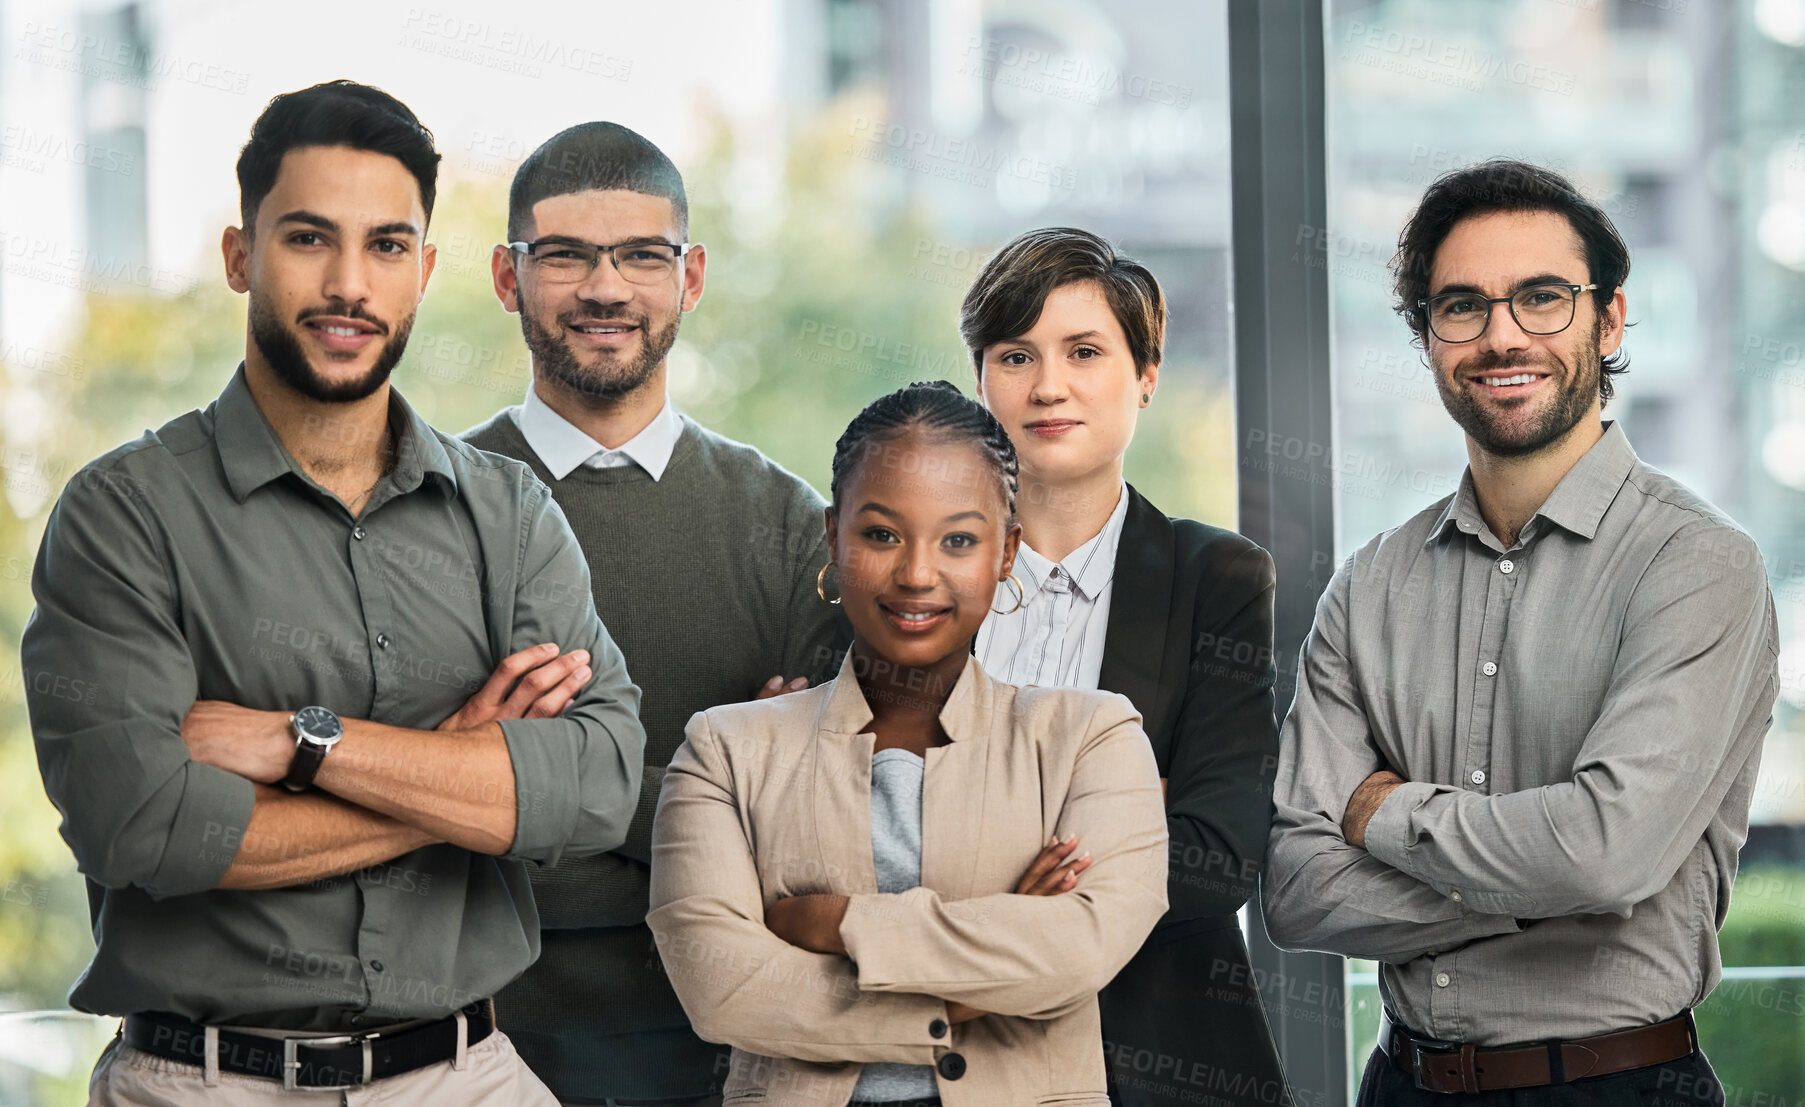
[282,705,344,793]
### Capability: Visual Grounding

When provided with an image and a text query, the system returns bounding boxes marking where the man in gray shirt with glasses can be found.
[1264,160,1778,1107]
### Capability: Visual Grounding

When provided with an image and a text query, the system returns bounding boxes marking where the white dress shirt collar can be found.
[1012,482,1130,603]
[976,482,1129,690]
[513,383,683,481]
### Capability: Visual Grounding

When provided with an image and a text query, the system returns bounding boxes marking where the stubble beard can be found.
[249,293,412,404]
[1434,320,1603,459]
[520,304,679,403]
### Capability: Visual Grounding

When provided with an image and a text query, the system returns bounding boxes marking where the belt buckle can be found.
[282,1031,377,1091]
[1409,1036,1476,1094]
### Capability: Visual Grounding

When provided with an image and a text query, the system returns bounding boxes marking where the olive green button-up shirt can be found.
[21,364,644,1029]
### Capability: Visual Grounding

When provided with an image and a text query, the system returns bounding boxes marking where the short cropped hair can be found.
[1392,159,1630,400]
[959,227,1165,378]
[508,122,688,241]
[236,80,440,230]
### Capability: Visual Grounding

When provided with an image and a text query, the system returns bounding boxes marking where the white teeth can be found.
[320,325,362,337]
[1482,373,1539,387]
[895,612,936,621]
[578,326,626,333]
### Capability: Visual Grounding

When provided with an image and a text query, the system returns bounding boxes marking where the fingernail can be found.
[541,643,557,653]
[574,649,589,664]
[1064,833,1077,844]
[766,676,782,689]
[577,666,592,680]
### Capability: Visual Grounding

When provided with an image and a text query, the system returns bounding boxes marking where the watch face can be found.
[294,705,343,745]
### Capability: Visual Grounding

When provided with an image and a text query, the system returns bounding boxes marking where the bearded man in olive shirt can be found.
[1264,161,1778,1106]
[21,81,644,1104]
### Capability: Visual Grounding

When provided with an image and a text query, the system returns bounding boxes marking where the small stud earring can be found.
[1141,393,1150,404]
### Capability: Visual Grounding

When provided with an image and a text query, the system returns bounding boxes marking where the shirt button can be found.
[1450,891,1463,903]
[1470,769,1487,786]
[376,633,391,649]
[929,1018,948,1039]
[1482,661,1498,677]
[370,960,385,972]
[1499,559,1515,574]
[352,526,366,540]
[936,1052,967,1080]
[1435,972,1452,988]
[349,1014,365,1026]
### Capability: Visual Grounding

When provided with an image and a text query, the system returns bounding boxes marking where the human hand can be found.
[438,643,591,730]
[1015,834,1092,896]
[945,1001,988,1024]
[764,893,850,954]
[1342,769,1407,849]
[181,701,294,784]
[754,675,810,700]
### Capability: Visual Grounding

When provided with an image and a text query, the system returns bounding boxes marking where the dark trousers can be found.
[1355,1044,1726,1107]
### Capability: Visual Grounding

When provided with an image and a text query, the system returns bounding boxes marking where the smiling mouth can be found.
[879,602,953,632]
[302,317,383,351]
[1470,372,1549,392]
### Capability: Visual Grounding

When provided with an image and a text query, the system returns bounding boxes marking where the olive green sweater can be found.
[460,408,844,1102]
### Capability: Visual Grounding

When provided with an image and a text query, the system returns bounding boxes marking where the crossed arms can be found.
[645,697,1169,1063]
[22,467,646,898]
[1261,526,1778,964]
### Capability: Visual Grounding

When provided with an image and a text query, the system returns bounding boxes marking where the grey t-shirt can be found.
[851,747,939,1101]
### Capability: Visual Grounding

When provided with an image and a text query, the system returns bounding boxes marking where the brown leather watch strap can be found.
[1380,1009,1697,1094]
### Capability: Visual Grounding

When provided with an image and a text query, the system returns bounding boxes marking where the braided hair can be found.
[830,381,1019,523]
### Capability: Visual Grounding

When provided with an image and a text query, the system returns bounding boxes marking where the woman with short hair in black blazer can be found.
[961,227,1291,1107]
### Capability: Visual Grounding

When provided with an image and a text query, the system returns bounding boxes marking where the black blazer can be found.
[1096,484,1292,1107]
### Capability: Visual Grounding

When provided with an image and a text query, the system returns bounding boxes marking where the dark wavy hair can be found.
[959,227,1165,377]
[1392,159,1630,402]
[236,80,440,230]
[830,381,1019,523]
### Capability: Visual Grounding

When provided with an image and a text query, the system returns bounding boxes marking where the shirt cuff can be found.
[1363,780,1442,880]
[153,763,257,897]
[499,717,581,865]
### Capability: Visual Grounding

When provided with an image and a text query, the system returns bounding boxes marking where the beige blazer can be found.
[647,651,1168,1106]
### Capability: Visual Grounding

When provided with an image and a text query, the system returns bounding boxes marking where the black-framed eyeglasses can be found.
[507,238,692,285]
[1417,282,1599,344]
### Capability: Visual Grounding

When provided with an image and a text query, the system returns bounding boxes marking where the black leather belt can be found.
[1378,1008,1696,1094]
[122,1000,494,1091]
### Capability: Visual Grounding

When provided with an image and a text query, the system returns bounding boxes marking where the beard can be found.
[519,303,679,402]
[250,294,412,404]
[1434,320,1603,458]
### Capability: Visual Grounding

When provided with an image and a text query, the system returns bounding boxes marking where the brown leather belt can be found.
[1378,1008,1697,1094]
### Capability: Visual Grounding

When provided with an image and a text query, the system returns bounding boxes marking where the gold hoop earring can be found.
[992,572,1025,615]
[817,562,841,605]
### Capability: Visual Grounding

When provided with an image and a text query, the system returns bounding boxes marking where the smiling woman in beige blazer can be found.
[648,382,1169,1106]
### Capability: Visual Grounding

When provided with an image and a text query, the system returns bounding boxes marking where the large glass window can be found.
[0,1,1234,1101]
[1327,0,1805,1100]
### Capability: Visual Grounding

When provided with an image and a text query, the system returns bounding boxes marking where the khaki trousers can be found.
[88,1028,559,1106]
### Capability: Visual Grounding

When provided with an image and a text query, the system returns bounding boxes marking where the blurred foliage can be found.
[1697,864,1805,1097]
[0,94,1235,1100]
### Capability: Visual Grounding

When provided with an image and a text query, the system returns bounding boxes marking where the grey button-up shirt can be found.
[1263,422,1779,1045]
[21,364,644,1029]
